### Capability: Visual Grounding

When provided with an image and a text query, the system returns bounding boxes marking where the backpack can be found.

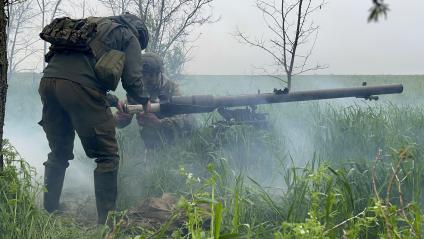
[40,17,127,91]
[40,17,97,54]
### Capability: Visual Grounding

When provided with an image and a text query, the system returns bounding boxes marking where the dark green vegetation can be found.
[2,74,424,238]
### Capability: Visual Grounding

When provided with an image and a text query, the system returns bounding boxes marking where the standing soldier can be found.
[38,13,149,224]
[109,53,194,149]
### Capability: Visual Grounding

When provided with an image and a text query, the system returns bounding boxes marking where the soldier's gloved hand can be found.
[116,110,131,119]
[116,100,126,112]
[115,98,130,118]
[136,112,162,128]
[114,109,133,128]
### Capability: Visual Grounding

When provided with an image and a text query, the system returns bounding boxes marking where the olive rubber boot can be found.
[94,169,118,224]
[43,166,66,212]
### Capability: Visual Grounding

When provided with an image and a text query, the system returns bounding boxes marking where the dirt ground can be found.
[59,191,184,230]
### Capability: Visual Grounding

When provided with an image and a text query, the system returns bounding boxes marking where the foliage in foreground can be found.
[2,104,424,238]
[112,104,424,238]
[0,140,109,239]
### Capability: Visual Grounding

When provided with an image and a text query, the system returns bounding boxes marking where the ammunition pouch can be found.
[94,49,125,91]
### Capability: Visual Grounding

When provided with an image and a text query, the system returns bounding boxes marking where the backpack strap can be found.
[87,17,122,61]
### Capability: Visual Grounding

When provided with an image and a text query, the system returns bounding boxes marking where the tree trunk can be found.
[42,0,46,70]
[287,74,292,91]
[0,1,9,169]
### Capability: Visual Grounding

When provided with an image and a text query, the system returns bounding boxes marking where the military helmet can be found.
[140,53,164,91]
[111,13,149,49]
[140,52,164,74]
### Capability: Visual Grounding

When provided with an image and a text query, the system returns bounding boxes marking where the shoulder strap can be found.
[87,17,122,60]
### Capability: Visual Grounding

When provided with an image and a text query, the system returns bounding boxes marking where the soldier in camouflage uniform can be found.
[111,53,194,149]
[38,13,149,224]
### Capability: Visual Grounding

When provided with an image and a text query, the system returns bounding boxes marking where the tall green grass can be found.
[3,74,424,238]
[109,103,424,238]
[3,104,424,238]
[0,140,109,239]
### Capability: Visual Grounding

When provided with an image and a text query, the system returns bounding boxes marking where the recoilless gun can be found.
[121,84,403,124]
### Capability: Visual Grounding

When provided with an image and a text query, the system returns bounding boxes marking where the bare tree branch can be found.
[7,0,40,80]
[98,0,132,15]
[132,0,216,77]
[236,0,326,90]
[99,0,216,77]
[34,0,63,70]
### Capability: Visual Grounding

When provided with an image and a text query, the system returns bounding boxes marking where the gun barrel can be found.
[171,84,403,107]
[215,83,403,107]
[125,84,403,114]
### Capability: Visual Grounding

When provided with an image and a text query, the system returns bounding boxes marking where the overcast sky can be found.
[26,0,424,75]
[183,0,424,75]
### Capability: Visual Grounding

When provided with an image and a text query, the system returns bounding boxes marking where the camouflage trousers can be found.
[38,77,119,172]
